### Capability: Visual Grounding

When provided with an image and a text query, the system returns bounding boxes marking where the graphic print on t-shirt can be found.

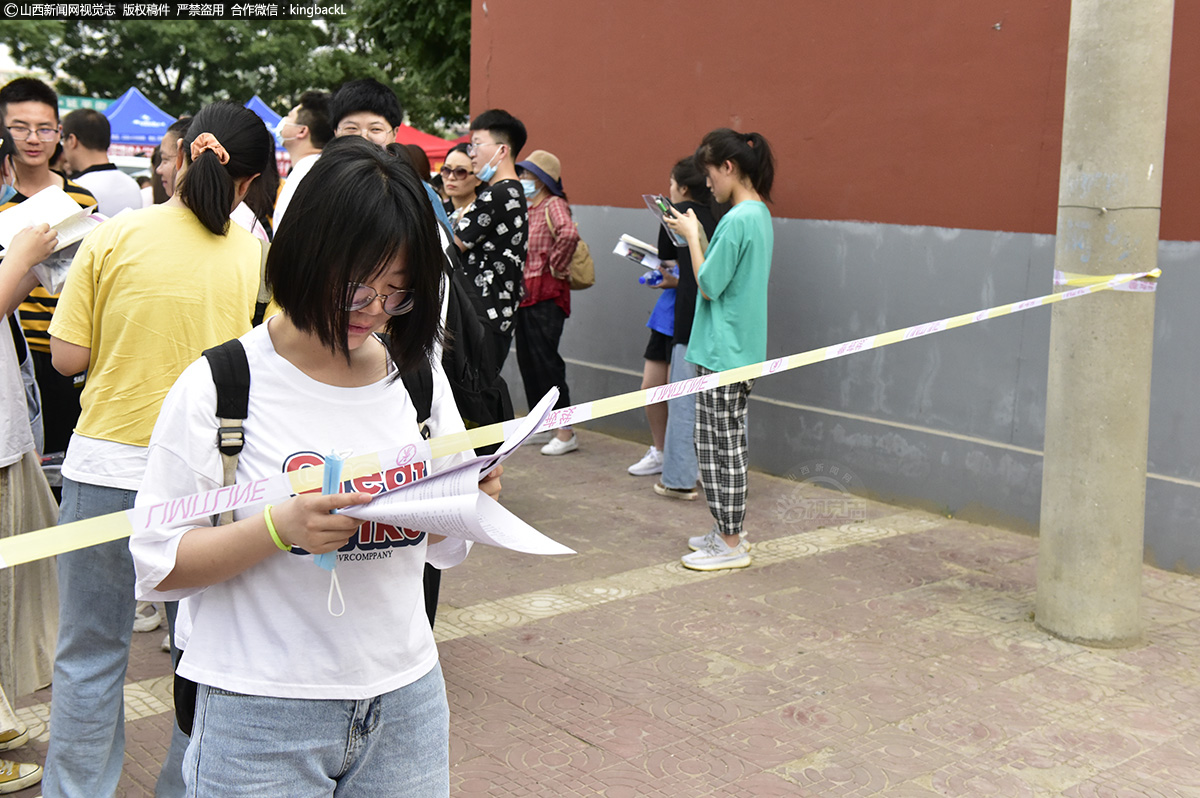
[283,451,429,559]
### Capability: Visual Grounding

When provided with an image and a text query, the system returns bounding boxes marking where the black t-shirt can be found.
[658,200,718,347]
[454,179,528,334]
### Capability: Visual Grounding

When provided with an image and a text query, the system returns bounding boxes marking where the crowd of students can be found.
[0,70,776,795]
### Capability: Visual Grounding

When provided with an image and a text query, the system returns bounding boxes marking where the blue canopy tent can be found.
[244,95,283,145]
[103,87,174,145]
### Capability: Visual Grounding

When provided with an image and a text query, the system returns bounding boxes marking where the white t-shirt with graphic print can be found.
[131,320,470,700]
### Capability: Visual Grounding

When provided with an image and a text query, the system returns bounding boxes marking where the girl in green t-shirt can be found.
[666,128,776,572]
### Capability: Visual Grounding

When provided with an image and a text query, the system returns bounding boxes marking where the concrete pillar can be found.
[1035,0,1174,646]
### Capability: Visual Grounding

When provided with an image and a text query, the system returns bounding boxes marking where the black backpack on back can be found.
[438,242,514,456]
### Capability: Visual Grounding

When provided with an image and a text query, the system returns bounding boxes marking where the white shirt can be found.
[271,153,321,233]
[230,202,270,243]
[1,318,34,468]
[72,164,143,217]
[131,321,470,699]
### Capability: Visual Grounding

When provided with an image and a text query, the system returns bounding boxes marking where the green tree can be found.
[0,20,372,117]
[1,7,472,132]
[351,0,471,131]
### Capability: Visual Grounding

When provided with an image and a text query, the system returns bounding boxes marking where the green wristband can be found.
[263,504,291,552]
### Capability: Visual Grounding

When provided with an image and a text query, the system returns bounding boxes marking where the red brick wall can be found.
[471,1,1199,240]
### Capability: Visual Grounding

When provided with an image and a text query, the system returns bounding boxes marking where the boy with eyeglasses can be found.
[0,77,96,477]
[453,109,529,368]
[327,78,453,235]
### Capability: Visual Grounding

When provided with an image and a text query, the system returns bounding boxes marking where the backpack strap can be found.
[376,331,435,440]
[401,362,435,440]
[201,339,251,525]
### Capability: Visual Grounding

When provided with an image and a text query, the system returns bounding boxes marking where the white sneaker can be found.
[133,601,162,633]
[687,527,749,552]
[627,446,663,476]
[541,434,578,456]
[681,536,751,571]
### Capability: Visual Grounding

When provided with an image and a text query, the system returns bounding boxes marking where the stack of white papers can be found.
[344,388,575,556]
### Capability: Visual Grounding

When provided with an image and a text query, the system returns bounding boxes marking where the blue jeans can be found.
[43,477,187,798]
[43,478,138,798]
[185,663,450,797]
[661,343,700,490]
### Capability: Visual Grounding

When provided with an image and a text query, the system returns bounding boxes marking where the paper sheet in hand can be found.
[343,388,575,556]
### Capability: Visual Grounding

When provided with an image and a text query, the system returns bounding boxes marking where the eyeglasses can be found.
[8,125,59,142]
[465,140,499,157]
[439,166,474,180]
[345,283,415,316]
[336,124,393,140]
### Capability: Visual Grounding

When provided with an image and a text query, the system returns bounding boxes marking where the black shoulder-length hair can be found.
[267,135,444,374]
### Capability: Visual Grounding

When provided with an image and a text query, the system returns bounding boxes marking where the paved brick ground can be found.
[10,428,1200,796]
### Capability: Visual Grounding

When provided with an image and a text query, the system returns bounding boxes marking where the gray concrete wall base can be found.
[502,206,1200,571]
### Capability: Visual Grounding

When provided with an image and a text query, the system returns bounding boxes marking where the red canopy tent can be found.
[393,124,455,163]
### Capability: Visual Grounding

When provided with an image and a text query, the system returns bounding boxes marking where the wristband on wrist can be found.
[263,504,291,552]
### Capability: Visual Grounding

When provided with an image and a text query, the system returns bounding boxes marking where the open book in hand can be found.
[0,185,105,294]
[614,234,662,270]
[342,387,576,556]
[0,184,103,252]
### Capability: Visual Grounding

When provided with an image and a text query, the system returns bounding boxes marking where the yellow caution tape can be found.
[0,268,1159,569]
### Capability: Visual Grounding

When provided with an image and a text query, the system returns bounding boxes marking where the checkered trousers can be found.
[694,366,755,536]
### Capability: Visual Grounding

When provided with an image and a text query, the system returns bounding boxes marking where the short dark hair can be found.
[268,136,443,372]
[328,78,403,130]
[178,102,272,235]
[295,90,333,149]
[0,77,59,122]
[62,108,110,151]
[469,109,526,159]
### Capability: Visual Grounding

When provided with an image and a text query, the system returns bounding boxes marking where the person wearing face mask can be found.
[453,109,529,369]
[271,90,333,232]
[514,150,580,456]
[131,137,496,795]
[439,142,479,228]
[43,101,271,798]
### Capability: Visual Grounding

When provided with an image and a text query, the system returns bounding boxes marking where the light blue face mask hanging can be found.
[317,450,348,616]
[0,180,16,205]
[476,147,503,183]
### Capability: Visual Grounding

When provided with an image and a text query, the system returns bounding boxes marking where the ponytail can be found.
[694,128,776,203]
[177,101,272,236]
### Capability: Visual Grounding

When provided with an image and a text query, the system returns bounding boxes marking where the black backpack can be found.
[439,242,514,456]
